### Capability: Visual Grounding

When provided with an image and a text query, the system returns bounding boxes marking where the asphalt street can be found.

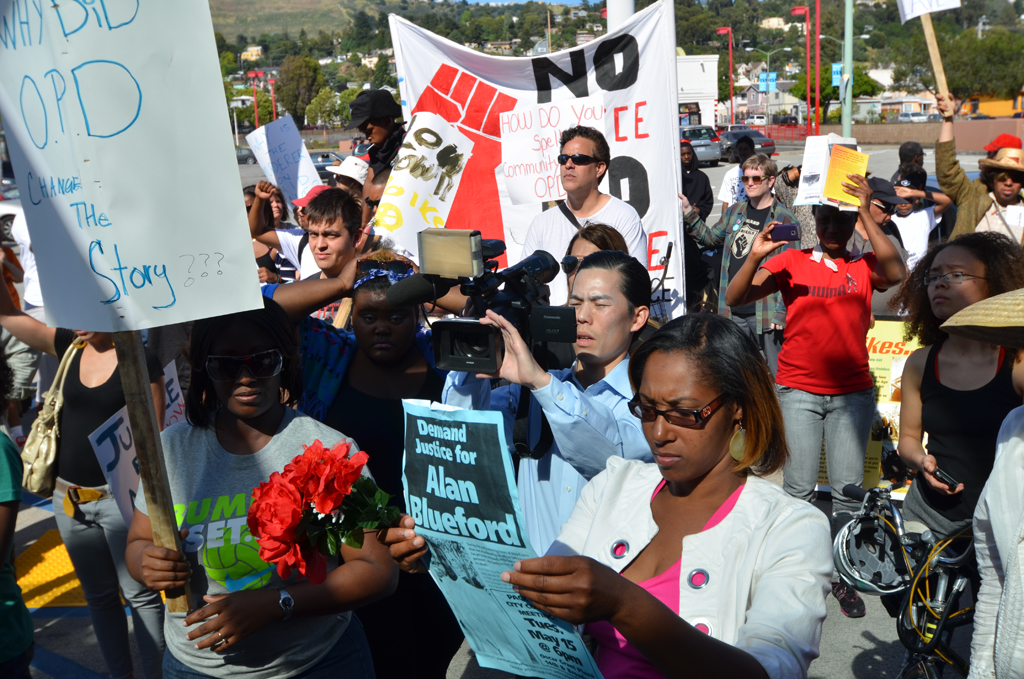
[19,140,974,679]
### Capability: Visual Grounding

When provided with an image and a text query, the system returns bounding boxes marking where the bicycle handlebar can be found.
[843,484,869,503]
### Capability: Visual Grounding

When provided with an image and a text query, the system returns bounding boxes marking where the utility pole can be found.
[977,15,988,39]
[842,0,853,137]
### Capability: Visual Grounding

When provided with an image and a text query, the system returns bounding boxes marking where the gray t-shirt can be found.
[136,409,364,678]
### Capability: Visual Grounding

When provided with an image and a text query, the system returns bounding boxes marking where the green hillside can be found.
[210,0,388,37]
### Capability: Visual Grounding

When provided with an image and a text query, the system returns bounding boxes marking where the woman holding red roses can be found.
[126,298,397,679]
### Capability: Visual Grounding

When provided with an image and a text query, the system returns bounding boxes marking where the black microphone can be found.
[385,273,459,307]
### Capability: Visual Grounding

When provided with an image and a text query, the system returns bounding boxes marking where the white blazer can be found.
[970,407,1024,679]
[548,457,832,679]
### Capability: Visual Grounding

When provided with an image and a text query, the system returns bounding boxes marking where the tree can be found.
[305,87,343,128]
[215,32,227,54]
[448,29,466,44]
[220,51,237,77]
[337,88,364,126]
[237,90,274,129]
[277,56,325,128]
[892,29,1024,112]
[372,57,396,89]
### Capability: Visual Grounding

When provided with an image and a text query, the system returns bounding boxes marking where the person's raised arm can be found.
[842,174,907,289]
[937,92,954,144]
[0,273,56,356]
[933,93,973,213]
[894,186,952,217]
[681,194,729,249]
[724,225,784,307]
[249,180,282,249]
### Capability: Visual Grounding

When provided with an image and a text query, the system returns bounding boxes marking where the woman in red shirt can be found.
[725,173,907,616]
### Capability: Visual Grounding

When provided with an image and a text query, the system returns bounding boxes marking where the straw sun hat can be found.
[978,147,1024,173]
[941,287,1024,348]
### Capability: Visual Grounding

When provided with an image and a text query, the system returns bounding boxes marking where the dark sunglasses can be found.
[995,171,1024,185]
[871,200,897,215]
[740,175,766,185]
[365,197,381,209]
[205,349,283,382]
[557,153,599,166]
[357,259,413,276]
[561,255,584,275]
[628,395,727,428]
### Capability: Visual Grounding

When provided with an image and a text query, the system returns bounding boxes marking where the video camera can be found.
[385,230,576,373]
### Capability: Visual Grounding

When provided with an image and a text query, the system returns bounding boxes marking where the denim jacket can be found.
[684,199,799,331]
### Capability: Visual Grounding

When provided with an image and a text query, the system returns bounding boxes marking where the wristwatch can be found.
[278,589,294,621]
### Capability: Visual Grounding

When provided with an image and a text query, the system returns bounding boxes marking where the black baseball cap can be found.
[345,90,402,130]
[868,177,910,205]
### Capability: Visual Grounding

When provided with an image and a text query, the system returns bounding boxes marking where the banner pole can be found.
[920,13,949,98]
[113,330,192,614]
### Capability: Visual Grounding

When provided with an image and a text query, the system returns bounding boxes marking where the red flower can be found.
[313,445,368,515]
[247,471,303,546]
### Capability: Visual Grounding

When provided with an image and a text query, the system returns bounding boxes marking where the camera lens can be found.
[452,331,491,358]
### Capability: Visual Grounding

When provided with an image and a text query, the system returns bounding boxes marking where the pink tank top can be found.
[585,480,745,679]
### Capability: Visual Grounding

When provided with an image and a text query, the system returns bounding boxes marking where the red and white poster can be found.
[390,0,684,316]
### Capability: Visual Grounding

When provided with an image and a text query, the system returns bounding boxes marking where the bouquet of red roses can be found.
[247,439,400,585]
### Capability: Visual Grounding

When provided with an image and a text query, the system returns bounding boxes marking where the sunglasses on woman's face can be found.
[356,259,413,276]
[205,349,283,382]
[995,171,1024,185]
[557,153,598,166]
[561,255,584,275]
[628,395,727,428]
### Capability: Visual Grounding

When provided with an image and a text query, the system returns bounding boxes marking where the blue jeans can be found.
[161,617,375,679]
[53,485,165,679]
[777,385,875,516]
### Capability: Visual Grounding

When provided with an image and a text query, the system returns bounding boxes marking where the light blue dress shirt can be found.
[442,359,653,555]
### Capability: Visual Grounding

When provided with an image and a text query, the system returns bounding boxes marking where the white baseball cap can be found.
[327,156,369,186]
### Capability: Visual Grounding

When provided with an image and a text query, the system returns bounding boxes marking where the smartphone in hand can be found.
[931,467,960,492]
[771,223,801,241]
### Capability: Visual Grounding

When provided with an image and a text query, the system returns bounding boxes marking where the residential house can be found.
[240,45,263,61]
[959,88,1024,117]
[361,56,379,69]
[576,32,596,46]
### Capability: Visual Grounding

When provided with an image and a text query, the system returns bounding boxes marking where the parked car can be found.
[716,123,752,135]
[235,147,257,165]
[967,113,993,120]
[1013,112,1024,119]
[896,112,928,123]
[926,113,943,122]
[745,115,767,126]
[0,188,23,244]
[777,116,799,126]
[1,160,14,192]
[719,130,776,162]
[312,152,346,179]
[679,125,722,166]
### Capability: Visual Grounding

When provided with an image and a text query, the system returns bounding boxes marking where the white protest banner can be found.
[162,360,186,429]
[898,0,961,24]
[245,115,323,206]
[391,0,684,317]
[374,112,474,259]
[499,96,604,205]
[0,0,263,331]
[89,406,140,526]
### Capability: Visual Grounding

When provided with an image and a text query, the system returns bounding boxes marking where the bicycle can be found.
[833,483,975,678]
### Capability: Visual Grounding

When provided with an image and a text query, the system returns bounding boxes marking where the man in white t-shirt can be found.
[718,135,756,211]
[892,164,952,269]
[520,126,647,305]
[250,182,328,281]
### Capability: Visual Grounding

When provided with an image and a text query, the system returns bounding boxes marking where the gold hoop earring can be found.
[730,426,746,462]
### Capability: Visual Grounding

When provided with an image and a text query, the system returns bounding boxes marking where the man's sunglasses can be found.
[628,395,727,428]
[561,255,584,275]
[557,154,599,166]
[357,259,413,276]
[365,197,381,209]
[871,200,898,215]
[205,349,283,382]
[740,175,766,185]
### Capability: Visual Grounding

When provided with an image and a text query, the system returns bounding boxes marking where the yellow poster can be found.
[822,145,869,207]
[816,320,920,492]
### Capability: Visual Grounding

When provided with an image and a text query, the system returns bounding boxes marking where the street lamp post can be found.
[745,46,790,122]
[815,0,821,134]
[791,6,812,136]
[269,78,278,121]
[717,27,734,125]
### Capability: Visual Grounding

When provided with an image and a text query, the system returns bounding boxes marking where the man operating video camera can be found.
[437,246,654,555]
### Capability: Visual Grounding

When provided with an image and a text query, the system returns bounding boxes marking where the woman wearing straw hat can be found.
[890,232,1024,551]
[935,94,1024,242]
[940,290,1024,679]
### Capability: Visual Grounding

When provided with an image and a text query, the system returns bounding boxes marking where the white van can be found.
[746,115,767,126]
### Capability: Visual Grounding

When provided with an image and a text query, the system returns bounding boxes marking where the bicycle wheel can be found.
[898,658,940,679]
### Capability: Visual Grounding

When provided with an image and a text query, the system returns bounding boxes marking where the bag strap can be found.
[45,341,82,404]
[557,201,584,232]
[298,231,310,264]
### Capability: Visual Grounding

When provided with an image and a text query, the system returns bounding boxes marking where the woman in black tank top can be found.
[891,232,1024,538]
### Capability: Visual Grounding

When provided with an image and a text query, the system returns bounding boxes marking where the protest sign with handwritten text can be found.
[245,115,323,206]
[897,0,961,23]
[89,405,140,526]
[0,1,263,331]
[499,96,604,205]
[375,113,474,260]
[162,360,186,429]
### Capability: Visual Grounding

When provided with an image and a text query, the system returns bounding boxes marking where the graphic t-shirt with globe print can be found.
[135,409,368,679]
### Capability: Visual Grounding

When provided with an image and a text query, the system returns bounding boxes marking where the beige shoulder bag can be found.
[21,340,83,497]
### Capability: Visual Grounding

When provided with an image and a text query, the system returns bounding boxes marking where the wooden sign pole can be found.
[920,13,950,97]
[113,330,192,614]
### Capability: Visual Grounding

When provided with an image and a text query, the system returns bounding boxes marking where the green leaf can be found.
[342,528,365,549]
[325,530,339,555]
